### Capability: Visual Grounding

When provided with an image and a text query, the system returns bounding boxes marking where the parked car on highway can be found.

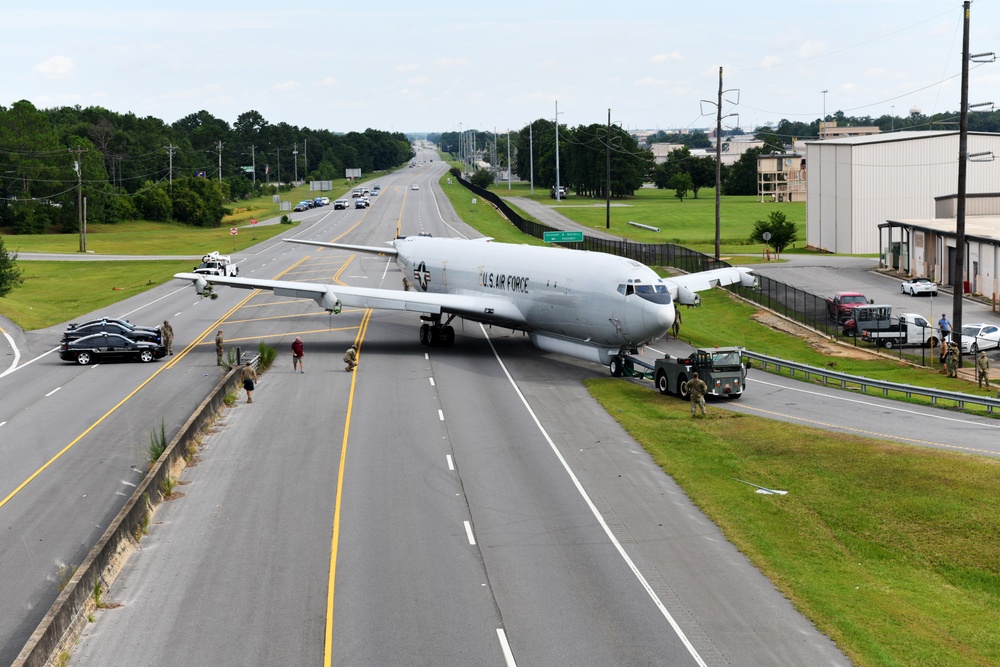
[900,277,938,296]
[59,333,167,365]
[62,319,162,344]
[294,201,312,212]
[959,323,1000,354]
[314,197,329,207]
[333,199,350,209]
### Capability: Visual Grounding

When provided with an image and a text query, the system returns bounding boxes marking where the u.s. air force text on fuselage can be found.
[477,270,530,294]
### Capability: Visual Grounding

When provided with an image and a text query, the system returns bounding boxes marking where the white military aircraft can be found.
[174,236,755,375]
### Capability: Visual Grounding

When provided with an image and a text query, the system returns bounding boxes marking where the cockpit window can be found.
[633,283,672,305]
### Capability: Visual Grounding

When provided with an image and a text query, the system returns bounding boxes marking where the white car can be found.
[959,323,1000,353]
[411,184,419,190]
[900,277,938,296]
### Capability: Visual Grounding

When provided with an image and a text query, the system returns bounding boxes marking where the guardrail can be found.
[743,350,1000,412]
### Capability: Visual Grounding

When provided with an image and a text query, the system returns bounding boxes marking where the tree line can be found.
[0,101,413,233]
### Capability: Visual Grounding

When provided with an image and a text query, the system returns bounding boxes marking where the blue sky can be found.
[5,1,998,135]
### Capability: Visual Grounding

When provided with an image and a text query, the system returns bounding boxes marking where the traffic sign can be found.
[543,230,584,243]
[230,228,238,236]
[250,219,258,225]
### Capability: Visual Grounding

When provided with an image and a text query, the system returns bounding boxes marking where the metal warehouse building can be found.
[806,131,1000,254]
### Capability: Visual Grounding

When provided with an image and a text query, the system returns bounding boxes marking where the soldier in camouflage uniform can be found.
[945,343,960,378]
[688,371,708,417]
[161,320,174,355]
[976,350,990,388]
[215,330,224,366]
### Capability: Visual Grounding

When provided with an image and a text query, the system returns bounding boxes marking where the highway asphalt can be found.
[7,151,997,664]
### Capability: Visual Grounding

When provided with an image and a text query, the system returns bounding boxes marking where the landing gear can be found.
[419,315,456,347]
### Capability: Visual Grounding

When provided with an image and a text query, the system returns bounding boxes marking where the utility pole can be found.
[529,121,534,194]
[555,100,562,201]
[953,1,972,366]
[606,108,611,229]
[276,147,281,186]
[69,147,87,252]
[715,68,724,261]
[507,128,512,190]
[303,139,307,183]
[217,140,224,183]
[251,144,257,186]
[293,143,298,183]
[165,144,175,190]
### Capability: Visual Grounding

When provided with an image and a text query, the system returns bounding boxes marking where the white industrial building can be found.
[805,131,1000,254]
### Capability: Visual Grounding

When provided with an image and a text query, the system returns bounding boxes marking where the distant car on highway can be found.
[294,201,312,212]
[59,333,166,365]
[959,323,1000,354]
[314,197,329,207]
[333,199,350,209]
[900,277,938,296]
[355,198,368,209]
[411,184,419,190]
[62,319,162,344]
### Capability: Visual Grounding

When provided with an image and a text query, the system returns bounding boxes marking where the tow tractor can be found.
[610,346,747,399]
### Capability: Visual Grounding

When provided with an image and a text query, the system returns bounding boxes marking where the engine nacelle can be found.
[194,277,208,293]
[676,286,702,306]
[739,269,758,288]
[320,290,342,314]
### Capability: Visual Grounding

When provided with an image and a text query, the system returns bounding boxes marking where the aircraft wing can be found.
[666,266,756,305]
[173,273,528,327]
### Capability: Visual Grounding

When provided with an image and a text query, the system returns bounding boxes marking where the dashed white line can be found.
[446,454,454,471]
[0,421,6,427]
[429,377,435,387]
[45,387,62,397]
[463,520,476,545]
[496,629,516,667]
[438,409,444,421]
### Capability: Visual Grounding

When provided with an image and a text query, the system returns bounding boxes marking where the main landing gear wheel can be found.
[609,356,624,377]
[419,323,456,347]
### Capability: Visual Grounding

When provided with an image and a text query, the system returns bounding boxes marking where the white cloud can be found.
[395,63,418,72]
[797,41,828,58]
[435,57,468,68]
[273,81,298,92]
[317,77,338,87]
[760,55,782,69]
[407,76,431,85]
[650,53,683,65]
[34,56,76,79]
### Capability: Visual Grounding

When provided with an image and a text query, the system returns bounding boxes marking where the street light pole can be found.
[293,143,298,183]
[821,89,828,138]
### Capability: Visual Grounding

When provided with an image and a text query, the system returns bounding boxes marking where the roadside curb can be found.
[12,367,243,667]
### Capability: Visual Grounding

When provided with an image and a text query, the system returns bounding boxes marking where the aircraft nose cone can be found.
[657,305,674,329]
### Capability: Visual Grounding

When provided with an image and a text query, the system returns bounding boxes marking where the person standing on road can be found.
[938,314,952,342]
[215,330,224,366]
[241,361,257,403]
[161,320,174,355]
[688,372,708,418]
[292,336,304,373]
[343,344,358,372]
[672,308,682,339]
[977,351,990,389]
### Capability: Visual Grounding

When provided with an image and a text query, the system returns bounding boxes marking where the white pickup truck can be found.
[194,251,238,277]
[860,313,938,349]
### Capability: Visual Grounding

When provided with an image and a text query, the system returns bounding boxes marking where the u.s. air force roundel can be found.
[413,261,431,291]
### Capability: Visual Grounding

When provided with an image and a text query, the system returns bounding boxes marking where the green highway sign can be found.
[543,230,584,243]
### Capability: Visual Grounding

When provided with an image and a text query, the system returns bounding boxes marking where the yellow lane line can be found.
[324,307,373,666]
[0,296,249,510]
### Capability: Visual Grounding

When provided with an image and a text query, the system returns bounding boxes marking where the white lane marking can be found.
[119,285,189,319]
[480,324,708,667]
[438,409,444,421]
[45,387,62,397]
[496,628,517,667]
[425,353,429,360]
[748,376,1000,429]
[174,312,182,317]
[446,454,454,471]
[0,421,6,427]
[429,377,435,387]
[464,520,476,545]
[0,331,21,377]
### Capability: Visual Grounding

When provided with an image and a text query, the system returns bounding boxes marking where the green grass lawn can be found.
[489,180,812,257]
[1,260,196,330]
[587,378,1000,667]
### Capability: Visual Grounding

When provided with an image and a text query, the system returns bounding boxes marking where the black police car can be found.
[62,319,162,344]
[59,333,167,365]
